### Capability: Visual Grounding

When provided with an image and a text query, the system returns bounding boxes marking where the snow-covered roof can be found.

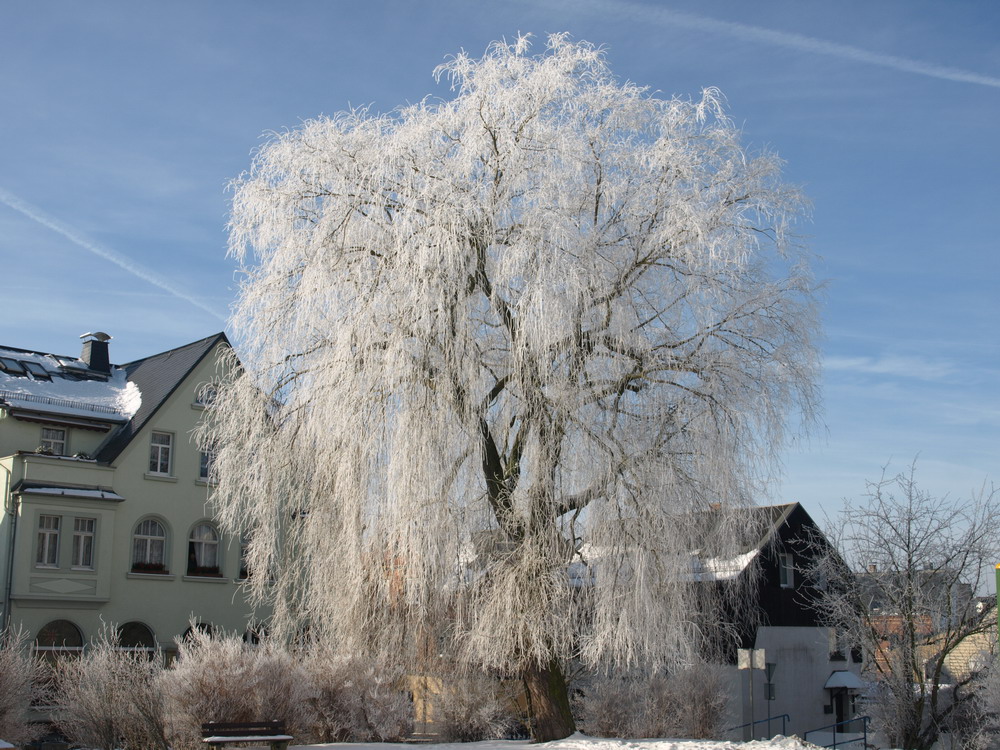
[0,345,140,422]
[689,549,760,582]
[824,670,864,690]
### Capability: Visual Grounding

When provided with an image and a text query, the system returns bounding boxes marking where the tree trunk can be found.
[522,658,576,742]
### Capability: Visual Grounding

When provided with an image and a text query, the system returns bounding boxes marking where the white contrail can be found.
[550,0,1000,89]
[0,187,226,322]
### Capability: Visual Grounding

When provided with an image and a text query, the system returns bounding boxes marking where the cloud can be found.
[559,0,1000,89]
[824,354,957,381]
[0,187,226,323]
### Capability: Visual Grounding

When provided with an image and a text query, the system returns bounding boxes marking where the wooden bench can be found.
[201,720,292,750]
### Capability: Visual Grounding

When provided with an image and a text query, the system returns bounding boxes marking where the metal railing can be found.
[804,715,870,749]
[727,713,790,740]
[0,390,125,416]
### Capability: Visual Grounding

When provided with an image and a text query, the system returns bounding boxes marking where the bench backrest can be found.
[201,720,286,737]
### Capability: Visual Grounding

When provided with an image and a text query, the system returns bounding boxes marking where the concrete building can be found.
[0,332,262,659]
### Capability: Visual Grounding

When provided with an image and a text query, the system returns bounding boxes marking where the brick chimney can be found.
[80,332,112,373]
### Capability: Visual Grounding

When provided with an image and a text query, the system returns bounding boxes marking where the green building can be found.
[0,332,262,659]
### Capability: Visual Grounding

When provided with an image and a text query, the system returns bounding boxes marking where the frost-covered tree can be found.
[812,463,1000,750]
[204,34,818,741]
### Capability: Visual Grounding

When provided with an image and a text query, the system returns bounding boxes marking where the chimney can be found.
[80,332,112,373]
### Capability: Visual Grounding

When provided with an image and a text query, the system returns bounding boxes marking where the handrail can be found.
[804,715,870,749]
[727,714,790,739]
[0,390,124,416]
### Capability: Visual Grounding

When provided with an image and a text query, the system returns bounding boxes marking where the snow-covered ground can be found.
[288,734,818,750]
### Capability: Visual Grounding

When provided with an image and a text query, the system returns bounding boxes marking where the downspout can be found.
[2,458,16,636]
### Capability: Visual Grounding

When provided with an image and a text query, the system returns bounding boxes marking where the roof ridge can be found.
[121,331,228,367]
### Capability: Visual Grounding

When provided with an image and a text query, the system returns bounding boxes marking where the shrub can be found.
[161,627,315,750]
[52,626,169,750]
[304,647,412,742]
[433,672,522,742]
[575,663,730,739]
[0,629,42,747]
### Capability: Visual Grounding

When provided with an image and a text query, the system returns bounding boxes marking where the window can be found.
[238,535,250,579]
[117,622,157,658]
[132,519,168,573]
[195,383,217,406]
[34,620,84,664]
[779,552,794,588]
[148,432,173,475]
[188,523,220,576]
[0,357,26,376]
[72,518,96,569]
[199,450,215,481]
[40,427,67,455]
[23,361,51,380]
[36,515,60,567]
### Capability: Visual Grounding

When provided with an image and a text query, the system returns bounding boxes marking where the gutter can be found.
[1,459,15,636]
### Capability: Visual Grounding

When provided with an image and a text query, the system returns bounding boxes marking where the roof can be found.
[0,345,138,425]
[824,670,864,689]
[95,332,228,462]
[0,332,228,464]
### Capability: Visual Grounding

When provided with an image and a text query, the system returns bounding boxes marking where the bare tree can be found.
[812,462,1000,750]
[203,33,819,740]
[0,628,42,747]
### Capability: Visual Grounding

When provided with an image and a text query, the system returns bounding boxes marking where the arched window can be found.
[34,619,84,664]
[181,622,215,643]
[187,523,220,576]
[117,621,157,656]
[132,519,168,573]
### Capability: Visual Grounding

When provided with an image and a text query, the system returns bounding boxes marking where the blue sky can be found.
[2,1,997,530]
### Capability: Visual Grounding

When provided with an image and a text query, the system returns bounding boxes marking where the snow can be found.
[286,735,819,750]
[690,550,760,582]
[0,346,141,420]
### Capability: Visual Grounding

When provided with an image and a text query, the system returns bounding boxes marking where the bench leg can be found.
[270,741,290,750]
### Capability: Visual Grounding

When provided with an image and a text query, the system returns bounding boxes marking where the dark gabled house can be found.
[708,503,864,740]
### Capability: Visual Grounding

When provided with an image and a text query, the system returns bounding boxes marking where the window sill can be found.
[191,402,208,411]
[128,571,176,581]
[195,478,217,487]
[144,473,178,483]
[183,574,230,584]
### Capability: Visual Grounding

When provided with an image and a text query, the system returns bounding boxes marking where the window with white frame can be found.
[148,432,173,475]
[779,552,795,588]
[72,517,96,569]
[188,523,220,576]
[132,519,168,573]
[199,449,215,480]
[36,515,60,567]
[195,383,217,407]
[41,427,67,455]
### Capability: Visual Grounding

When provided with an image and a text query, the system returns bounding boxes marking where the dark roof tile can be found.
[96,333,229,463]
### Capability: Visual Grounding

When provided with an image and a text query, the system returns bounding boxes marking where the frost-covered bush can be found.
[161,627,315,750]
[53,627,169,750]
[304,647,413,742]
[576,664,729,739]
[0,629,42,747]
[433,672,522,742]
